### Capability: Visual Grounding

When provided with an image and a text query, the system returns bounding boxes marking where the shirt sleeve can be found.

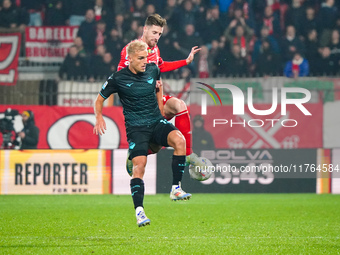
[99,74,117,99]
[157,65,161,80]
[117,44,129,71]
[158,59,188,72]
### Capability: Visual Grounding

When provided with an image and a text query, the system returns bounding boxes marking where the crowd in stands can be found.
[1,0,340,79]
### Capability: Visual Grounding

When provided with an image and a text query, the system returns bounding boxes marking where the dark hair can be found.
[145,14,167,27]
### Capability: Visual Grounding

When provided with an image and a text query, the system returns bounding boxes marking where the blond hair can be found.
[127,40,148,56]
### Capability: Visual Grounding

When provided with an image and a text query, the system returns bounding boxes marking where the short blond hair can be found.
[127,40,148,57]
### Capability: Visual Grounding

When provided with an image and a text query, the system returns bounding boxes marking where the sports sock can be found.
[175,110,192,156]
[130,178,144,209]
[172,155,186,185]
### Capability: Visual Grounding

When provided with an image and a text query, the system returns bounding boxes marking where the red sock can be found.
[175,110,192,156]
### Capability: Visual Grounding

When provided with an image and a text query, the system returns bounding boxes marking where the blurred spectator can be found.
[252,26,280,64]
[113,0,127,15]
[198,6,224,44]
[197,45,210,78]
[77,9,97,54]
[176,0,197,33]
[20,0,44,26]
[209,40,220,76]
[225,44,249,77]
[254,39,281,76]
[214,40,230,77]
[95,20,108,48]
[327,29,340,75]
[228,0,250,21]
[105,28,124,66]
[299,6,317,40]
[305,29,319,75]
[112,14,125,40]
[0,0,28,29]
[259,5,281,39]
[284,52,309,78]
[74,37,88,59]
[90,50,115,81]
[317,0,338,46]
[64,0,94,26]
[285,0,305,35]
[130,0,147,24]
[157,25,176,61]
[94,0,114,30]
[192,115,215,153]
[224,23,254,58]
[163,0,179,28]
[227,7,252,30]
[146,4,156,16]
[173,24,203,60]
[59,46,89,80]
[18,110,39,149]
[123,19,139,44]
[45,0,67,26]
[280,25,305,63]
[316,47,335,75]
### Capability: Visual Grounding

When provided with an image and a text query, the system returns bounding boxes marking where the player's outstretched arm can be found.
[93,94,107,136]
[186,46,201,65]
[158,46,201,73]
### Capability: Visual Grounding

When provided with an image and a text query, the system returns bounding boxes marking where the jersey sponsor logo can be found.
[102,81,108,90]
[147,77,154,84]
[125,82,133,87]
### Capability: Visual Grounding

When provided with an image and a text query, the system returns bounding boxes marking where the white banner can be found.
[25,26,78,62]
[112,149,156,195]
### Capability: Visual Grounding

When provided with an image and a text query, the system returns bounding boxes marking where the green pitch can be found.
[1,194,339,254]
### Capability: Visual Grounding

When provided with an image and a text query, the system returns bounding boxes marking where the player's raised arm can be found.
[186,46,201,64]
[158,46,201,72]
[93,94,106,136]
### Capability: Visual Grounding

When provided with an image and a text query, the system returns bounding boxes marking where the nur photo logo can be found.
[196,82,312,128]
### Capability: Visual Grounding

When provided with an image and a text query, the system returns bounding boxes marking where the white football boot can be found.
[170,182,192,201]
[136,207,150,227]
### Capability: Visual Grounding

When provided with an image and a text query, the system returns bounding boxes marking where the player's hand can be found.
[155,80,163,88]
[93,115,106,136]
[186,46,201,64]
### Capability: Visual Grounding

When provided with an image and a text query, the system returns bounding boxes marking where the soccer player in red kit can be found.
[119,14,204,175]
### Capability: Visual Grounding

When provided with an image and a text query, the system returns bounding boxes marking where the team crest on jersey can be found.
[147,77,154,84]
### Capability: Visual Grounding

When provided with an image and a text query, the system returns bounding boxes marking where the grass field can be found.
[0,194,339,254]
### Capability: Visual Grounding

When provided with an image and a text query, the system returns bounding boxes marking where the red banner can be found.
[191,103,323,148]
[0,33,21,86]
[25,26,78,62]
[0,105,128,149]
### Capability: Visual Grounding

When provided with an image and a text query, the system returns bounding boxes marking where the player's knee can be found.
[174,98,187,113]
[166,97,187,113]
[171,131,186,150]
[132,157,147,178]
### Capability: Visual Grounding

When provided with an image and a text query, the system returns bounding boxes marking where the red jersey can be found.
[118,40,187,72]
